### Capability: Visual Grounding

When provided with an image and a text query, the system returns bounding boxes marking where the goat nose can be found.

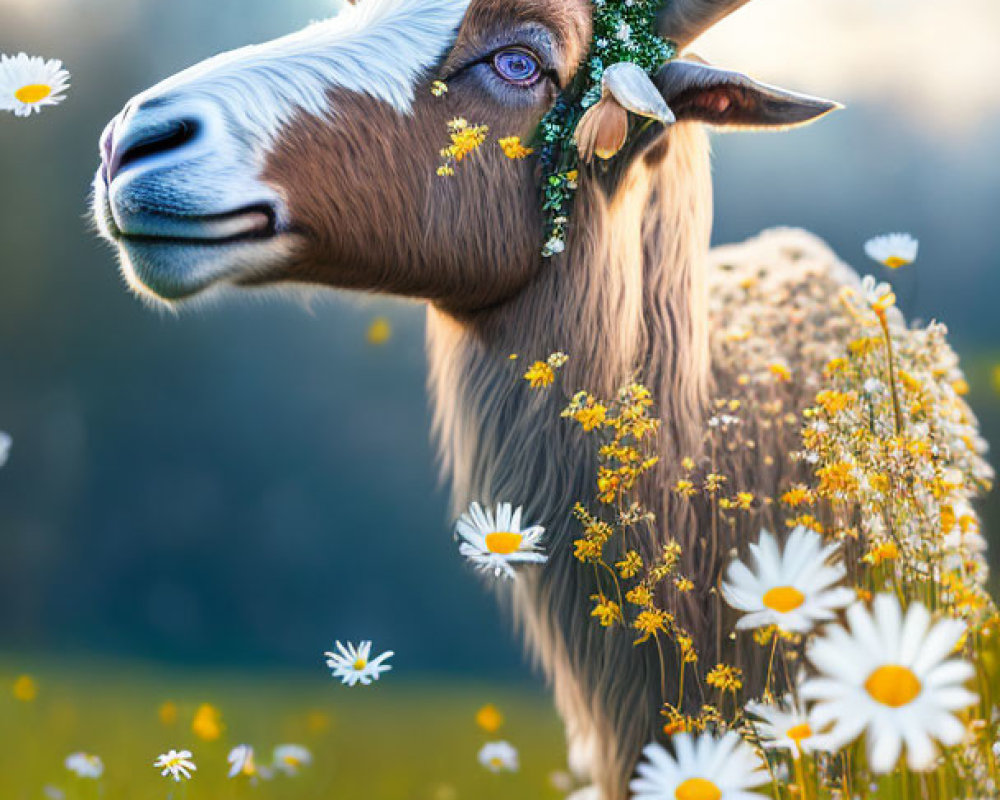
[103,100,205,183]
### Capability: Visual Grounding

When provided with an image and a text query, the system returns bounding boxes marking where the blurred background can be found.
[1,0,999,682]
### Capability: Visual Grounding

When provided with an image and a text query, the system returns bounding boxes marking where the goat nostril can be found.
[110,118,201,181]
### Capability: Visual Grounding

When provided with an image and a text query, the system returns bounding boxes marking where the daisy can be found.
[227,745,256,779]
[272,744,312,776]
[861,275,896,315]
[0,53,70,117]
[64,753,104,779]
[324,640,393,687]
[630,731,769,800]
[0,431,10,467]
[478,741,519,773]
[456,502,546,580]
[154,749,196,782]
[745,695,835,755]
[721,527,855,634]
[865,233,919,269]
[801,594,977,772]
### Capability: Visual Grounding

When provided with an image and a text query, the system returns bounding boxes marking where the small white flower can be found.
[65,753,104,779]
[456,502,547,580]
[478,741,519,773]
[746,695,835,755]
[802,594,977,773]
[324,640,393,687]
[861,275,896,313]
[863,378,884,395]
[0,431,10,467]
[272,744,312,776]
[865,233,919,268]
[543,236,565,256]
[154,749,196,782]
[630,732,769,800]
[227,745,256,779]
[721,527,855,633]
[0,53,70,117]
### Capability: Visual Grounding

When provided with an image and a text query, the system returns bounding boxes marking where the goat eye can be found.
[492,48,541,87]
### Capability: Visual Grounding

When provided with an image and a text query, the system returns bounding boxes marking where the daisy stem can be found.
[878,312,903,436]
[793,753,811,800]
[765,634,779,697]
[653,631,667,704]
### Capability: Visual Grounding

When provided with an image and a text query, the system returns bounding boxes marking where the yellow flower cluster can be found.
[437,118,489,176]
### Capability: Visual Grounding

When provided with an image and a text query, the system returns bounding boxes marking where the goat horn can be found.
[601,63,676,126]
[658,0,754,50]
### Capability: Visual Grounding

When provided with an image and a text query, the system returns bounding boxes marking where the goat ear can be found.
[655,58,841,129]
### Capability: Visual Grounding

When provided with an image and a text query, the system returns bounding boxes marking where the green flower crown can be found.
[536,0,677,257]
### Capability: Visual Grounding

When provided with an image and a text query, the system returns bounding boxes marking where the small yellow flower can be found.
[523,361,555,389]
[12,674,37,702]
[633,608,671,645]
[952,378,970,396]
[192,703,224,741]
[475,704,504,733]
[674,577,694,593]
[366,316,392,345]
[781,486,814,507]
[863,539,900,566]
[673,479,696,497]
[706,664,743,693]
[769,362,792,382]
[575,404,607,431]
[735,492,754,510]
[627,585,653,607]
[590,595,622,627]
[430,80,448,97]
[616,550,643,579]
[498,136,533,159]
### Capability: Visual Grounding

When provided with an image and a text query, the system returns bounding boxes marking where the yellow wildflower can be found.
[674,577,694,593]
[192,703,224,741]
[12,675,37,702]
[590,595,623,627]
[704,473,727,494]
[863,539,900,566]
[626,585,653,607]
[616,550,643,579]
[444,118,488,162]
[575,404,608,432]
[430,80,448,97]
[677,634,698,664]
[523,361,555,389]
[681,457,696,471]
[781,485,814,507]
[573,537,604,563]
[735,492,754,510]
[673,479,696,497]
[817,461,859,497]
[952,378,970,396]
[498,136,533,159]
[633,608,671,645]
[706,664,743,693]
[475,704,504,733]
[769,362,792,382]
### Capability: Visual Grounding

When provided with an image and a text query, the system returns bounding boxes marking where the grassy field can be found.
[0,660,567,800]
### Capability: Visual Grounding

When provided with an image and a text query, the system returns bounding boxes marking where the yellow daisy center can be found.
[353,658,367,671]
[865,664,922,707]
[490,757,504,769]
[786,722,813,744]
[15,84,52,104]
[762,585,805,613]
[675,778,721,800]
[883,256,910,269]
[485,531,523,555]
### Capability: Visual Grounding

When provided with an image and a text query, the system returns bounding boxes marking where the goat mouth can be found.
[115,204,279,246]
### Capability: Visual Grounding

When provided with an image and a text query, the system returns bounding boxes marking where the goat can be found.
[91,1,850,796]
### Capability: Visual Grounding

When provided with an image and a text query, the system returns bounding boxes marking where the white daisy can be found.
[478,741,519,773]
[64,753,104,779]
[860,275,896,314]
[745,695,835,755]
[801,594,977,773]
[865,233,919,269]
[630,731,769,800]
[0,53,70,117]
[272,744,312,776]
[153,749,196,782]
[324,640,393,687]
[721,527,855,634]
[456,502,546,580]
[0,431,10,468]
[227,745,256,779]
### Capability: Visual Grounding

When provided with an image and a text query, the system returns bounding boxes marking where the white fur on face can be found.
[132,0,473,144]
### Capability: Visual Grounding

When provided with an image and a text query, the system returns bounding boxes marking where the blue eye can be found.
[492,48,542,86]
